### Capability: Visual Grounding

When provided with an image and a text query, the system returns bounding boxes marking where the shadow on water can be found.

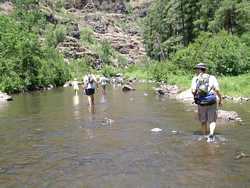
[0,84,250,188]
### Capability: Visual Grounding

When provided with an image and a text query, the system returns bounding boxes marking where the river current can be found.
[0,84,249,188]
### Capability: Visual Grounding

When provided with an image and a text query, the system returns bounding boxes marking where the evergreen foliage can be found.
[144,0,250,61]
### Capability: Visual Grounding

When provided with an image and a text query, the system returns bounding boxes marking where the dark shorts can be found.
[198,103,217,123]
[85,88,95,96]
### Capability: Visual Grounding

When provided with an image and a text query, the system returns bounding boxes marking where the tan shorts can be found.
[198,103,217,123]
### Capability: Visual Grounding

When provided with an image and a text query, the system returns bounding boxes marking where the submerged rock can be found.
[101,117,114,126]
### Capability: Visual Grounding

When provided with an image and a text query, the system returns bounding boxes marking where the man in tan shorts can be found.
[191,63,222,142]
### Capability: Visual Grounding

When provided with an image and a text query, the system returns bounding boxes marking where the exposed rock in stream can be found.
[122,84,135,92]
[234,152,250,160]
[154,84,181,96]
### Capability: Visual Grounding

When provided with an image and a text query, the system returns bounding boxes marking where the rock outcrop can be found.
[57,36,102,68]
[63,0,129,13]
[0,1,14,15]
[78,12,146,64]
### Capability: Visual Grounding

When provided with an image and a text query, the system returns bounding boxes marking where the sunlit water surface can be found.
[0,84,250,188]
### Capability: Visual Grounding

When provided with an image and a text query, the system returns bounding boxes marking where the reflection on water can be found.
[73,95,79,106]
[73,96,80,120]
[0,84,250,188]
[88,105,95,114]
[100,94,107,104]
[0,101,8,113]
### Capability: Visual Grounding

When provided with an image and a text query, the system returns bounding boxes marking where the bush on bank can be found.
[171,32,250,76]
[0,6,70,93]
[123,62,250,97]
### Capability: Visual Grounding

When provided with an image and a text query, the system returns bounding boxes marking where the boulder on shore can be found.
[154,84,181,96]
[122,84,135,92]
[217,110,242,122]
[0,92,12,101]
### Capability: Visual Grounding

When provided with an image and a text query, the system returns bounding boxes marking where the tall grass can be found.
[219,74,250,97]
[123,62,250,97]
[68,58,92,80]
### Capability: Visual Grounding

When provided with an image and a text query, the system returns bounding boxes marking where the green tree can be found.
[144,0,201,60]
[171,31,250,76]
[209,0,250,35]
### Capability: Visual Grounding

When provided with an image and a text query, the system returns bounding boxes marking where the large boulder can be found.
[176,89,194,103]
[114,1,128,14]
[0,92,12,101]
[154,84,181,96]
[67,22,80,39]
[122,84,135,92]
[217,110,241,122]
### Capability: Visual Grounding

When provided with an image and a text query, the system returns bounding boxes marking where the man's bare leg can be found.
[209,122,216,135]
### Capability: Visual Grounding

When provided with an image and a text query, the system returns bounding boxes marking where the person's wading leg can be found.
[199,105,209,135]
[91,94,94,105]
[201,122,208,135]
[209,122,216,135]
[87,96,92,106]
[207,104,217,136]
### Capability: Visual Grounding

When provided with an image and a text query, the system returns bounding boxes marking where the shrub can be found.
[80,27,95,44]
[99,40,114,65]
[171,31,250,76]
[45,24,66,47]
[100,65,119,77]
[0,15,70,93]
[68,58,92,80]
[148,61,189,83]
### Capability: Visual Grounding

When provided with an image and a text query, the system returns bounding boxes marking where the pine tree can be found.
[144,0,201,59]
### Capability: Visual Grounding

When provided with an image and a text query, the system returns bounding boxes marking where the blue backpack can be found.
[194,74,217,106]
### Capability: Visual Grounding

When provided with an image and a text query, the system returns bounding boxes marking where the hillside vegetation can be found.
[141,0,250,96]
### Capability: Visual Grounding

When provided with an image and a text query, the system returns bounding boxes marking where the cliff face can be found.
[53,0,153,67]
[0,1,14,15]
[0,0,152,68]
[64,0,129,13]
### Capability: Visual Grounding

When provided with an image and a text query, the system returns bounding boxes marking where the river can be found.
[0,84,250,188]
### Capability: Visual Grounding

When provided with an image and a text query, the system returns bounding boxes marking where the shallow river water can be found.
[0,84,250,188]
